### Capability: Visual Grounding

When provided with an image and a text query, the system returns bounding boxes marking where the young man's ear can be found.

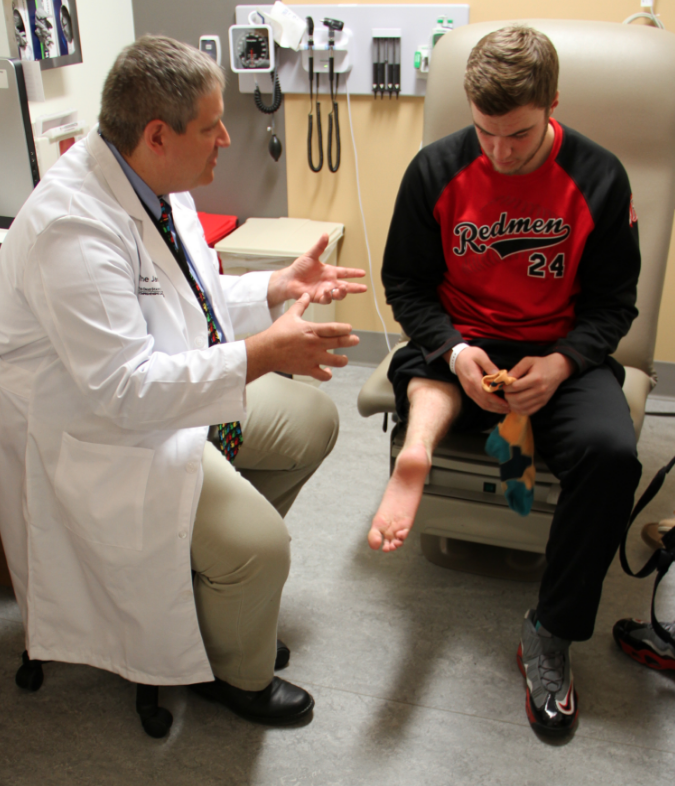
[549,91,560,114]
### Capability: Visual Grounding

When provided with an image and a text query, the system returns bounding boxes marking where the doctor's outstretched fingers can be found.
[267,233,368,308]
[245,293,359,382]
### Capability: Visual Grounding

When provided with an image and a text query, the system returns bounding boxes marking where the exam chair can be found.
[358,19,675,577]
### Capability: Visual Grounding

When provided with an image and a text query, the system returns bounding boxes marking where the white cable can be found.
[623,11,666,29]
[345,84,392,352]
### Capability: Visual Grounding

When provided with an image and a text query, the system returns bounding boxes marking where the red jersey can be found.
[382,121,640,373]
[434,119,592,342]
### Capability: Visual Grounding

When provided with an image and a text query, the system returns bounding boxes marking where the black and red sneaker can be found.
[517,609,578,736]
[613,618,675,671]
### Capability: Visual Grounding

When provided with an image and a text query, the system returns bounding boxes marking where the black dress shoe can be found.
[275,639,290,670]
[189,676,314,724]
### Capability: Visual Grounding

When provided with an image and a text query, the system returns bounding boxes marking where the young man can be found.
[0,36,366,725]
[369,26,642,736]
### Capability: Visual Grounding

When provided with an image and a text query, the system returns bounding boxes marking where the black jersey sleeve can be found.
[381,130,480,362]
[549,129,640,373]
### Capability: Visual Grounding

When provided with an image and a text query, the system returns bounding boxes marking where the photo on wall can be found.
[3,0,82,68]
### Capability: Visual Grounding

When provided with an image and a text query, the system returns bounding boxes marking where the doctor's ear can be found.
[142,120,171,156]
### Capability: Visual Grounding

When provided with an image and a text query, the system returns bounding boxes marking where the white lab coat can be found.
[0,128,278,685]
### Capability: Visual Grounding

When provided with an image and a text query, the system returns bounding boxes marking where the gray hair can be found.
[99,35,225,155]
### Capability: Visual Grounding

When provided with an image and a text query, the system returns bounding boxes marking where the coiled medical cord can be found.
[307,73,323,172]
[327,72,341,173]
[306,17,323,172]
[254,69,283,114]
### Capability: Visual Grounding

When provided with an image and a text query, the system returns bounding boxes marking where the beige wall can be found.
[285,0,675,361]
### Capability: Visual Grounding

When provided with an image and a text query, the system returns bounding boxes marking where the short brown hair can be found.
[464,26,559,116]
[99,35,225,155]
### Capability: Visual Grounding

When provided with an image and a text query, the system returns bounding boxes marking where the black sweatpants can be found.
[389,340,642,641]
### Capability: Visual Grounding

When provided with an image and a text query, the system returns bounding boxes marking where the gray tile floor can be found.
[2,364,675,785]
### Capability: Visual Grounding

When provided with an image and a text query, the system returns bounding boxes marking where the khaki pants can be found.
[191,373,339,690]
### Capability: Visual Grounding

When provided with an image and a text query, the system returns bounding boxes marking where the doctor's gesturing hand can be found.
[245,293,360,383]
[247,231,367,382]
[266,233,367,307]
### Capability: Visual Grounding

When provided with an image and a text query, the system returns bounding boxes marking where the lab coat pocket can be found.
[54,433,154,551]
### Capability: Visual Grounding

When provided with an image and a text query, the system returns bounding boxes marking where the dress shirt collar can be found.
[101,135,165,222]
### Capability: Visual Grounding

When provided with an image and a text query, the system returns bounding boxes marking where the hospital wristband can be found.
[449,343,470,375]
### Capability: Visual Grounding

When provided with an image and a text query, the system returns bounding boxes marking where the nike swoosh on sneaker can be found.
[556,681,575,715]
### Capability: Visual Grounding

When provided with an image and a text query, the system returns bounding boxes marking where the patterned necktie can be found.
[158,197,243,462]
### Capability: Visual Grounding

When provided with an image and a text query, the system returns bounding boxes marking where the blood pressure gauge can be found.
[229,25,275,73]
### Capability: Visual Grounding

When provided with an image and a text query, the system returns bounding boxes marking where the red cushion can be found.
[197,212,238,247]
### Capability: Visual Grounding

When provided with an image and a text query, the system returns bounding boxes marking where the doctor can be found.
[0,35,365,725]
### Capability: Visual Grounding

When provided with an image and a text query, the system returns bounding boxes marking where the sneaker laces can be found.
[538,651,565,693]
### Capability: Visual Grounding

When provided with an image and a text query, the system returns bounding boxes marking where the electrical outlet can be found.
[641,0,654,8]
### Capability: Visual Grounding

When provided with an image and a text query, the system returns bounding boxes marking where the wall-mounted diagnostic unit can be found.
[233,5,470,97]
[230,4,469,169]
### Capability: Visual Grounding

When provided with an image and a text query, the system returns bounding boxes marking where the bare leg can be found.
[368,377,461,552]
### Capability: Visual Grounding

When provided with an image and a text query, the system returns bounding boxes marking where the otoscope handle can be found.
[307,17,315,83]
[377,62,385,94]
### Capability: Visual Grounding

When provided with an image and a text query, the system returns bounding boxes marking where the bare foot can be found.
[368,443,431,552]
